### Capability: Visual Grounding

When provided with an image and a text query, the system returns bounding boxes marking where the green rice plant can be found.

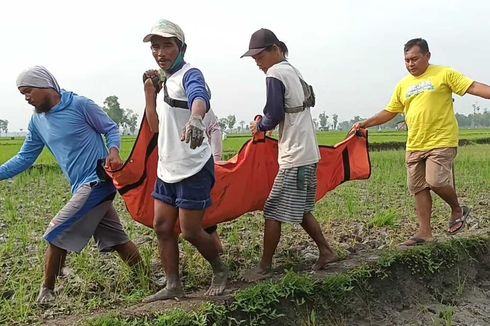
[368,209,399,227]
[437,306,455,326]
[1,133,490,324]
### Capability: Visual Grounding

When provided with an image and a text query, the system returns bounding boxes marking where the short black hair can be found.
[404,38,429,54]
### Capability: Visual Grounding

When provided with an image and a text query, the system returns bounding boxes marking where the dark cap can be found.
[241,28,280,58]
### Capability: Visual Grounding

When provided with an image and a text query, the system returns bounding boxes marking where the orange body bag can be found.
[107,118,371,229]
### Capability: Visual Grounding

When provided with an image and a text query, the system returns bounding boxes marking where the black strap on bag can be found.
[284,63,316,113]
[163,82,189,109]
[162,80,213,110]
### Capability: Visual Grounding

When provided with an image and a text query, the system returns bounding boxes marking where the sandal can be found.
[447,206,471,235]
[400,236,428,247]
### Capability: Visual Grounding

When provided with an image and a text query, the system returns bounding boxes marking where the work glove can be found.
[181,114,205,149]
[142,69,162,93]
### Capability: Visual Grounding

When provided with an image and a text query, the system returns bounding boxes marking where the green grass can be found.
[223,128,490,155]
[2,128,490,164]
[368,209,399,228]
[1,132,490,324]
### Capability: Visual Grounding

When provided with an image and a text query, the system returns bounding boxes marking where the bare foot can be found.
[312,252,339,271]
[142,286,184,303]
[37,286,55,306]
[205,268,228,296]
[242,266,271,283]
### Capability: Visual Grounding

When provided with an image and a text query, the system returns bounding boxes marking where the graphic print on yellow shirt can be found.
[386,65,473,151]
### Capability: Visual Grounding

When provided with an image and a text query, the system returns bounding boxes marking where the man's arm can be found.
[82,98,122,169]
[183,68,211,115]
[144,77,159,133]
[180,68,211,149]
[354,110,398,129]
[0,125,44,180]
[250,77,285,134]
[466,81,490,99]
[207,120,223,161]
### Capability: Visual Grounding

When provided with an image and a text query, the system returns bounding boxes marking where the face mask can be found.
[168,52,185,74]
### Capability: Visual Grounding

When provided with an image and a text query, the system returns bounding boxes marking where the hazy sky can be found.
[1,0,489,131]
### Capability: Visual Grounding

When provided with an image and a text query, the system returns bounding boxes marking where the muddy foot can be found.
[205,269,228,296]
[37,286,55,306]
[312,253,339,271]
[142,286,184,303]
[242,266,272,283]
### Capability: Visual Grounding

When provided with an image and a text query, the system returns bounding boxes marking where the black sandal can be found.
[400,237,427,247]
[447,206,471,235]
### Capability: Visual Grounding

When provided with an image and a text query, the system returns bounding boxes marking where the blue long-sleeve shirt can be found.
[183,68,211,111]
[168,60,210,111]
[0,90,120,193]
[257,77,285,131]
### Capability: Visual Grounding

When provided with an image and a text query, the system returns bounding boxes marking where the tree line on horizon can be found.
[2,102,489,136]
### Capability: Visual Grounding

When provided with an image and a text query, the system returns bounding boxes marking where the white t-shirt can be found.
[267,61,320,168]
[156,63,212,183]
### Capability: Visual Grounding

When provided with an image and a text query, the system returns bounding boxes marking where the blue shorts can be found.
[153,157,215,210]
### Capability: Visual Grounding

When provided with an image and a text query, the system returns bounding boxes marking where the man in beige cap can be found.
[141,19,228,302]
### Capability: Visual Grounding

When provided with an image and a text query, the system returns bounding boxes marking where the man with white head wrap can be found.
[0,66,142,305]
[16,65,61,91]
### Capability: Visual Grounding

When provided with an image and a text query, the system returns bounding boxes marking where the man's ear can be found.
[181,43,187,54]
[426,51,431,60]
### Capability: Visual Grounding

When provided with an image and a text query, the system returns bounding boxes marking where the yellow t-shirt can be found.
[386,65,473,151]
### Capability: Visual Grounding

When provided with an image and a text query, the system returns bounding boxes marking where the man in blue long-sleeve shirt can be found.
[0,66,142,305]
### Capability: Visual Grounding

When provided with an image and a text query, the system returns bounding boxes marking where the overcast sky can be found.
[1,0,489,131]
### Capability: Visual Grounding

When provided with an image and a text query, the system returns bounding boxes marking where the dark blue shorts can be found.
[152,157,215,210]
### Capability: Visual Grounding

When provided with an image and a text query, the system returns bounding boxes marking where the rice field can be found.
[1,129,490,324]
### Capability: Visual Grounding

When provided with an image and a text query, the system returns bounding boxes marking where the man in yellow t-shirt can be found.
[354,38,490,246]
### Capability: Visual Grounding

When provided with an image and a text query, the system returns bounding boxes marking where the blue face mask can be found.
[168,52,185,74]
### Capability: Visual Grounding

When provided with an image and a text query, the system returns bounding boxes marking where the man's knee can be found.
[426,174,453,190]
[153,219,175,238]
[180,227,200,243]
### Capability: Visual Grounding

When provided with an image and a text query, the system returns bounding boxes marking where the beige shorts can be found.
[406,147,457,195]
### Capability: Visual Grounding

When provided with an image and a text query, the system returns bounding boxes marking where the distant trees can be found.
[226,115,236,130]
[0,119,8,135]
[319,112,329,130]
[328,102,490,131]
[218,118,228,131]
[332,114,338,130]
[102,96,139,134]
[124,109,139,134]
[217,115,238,131]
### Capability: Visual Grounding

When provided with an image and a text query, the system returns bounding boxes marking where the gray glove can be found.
[142,70,162,93]
[181,114,205,149]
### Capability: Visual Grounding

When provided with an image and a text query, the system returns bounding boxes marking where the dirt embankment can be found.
[44,235,490,326]
[313,241,490,325]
